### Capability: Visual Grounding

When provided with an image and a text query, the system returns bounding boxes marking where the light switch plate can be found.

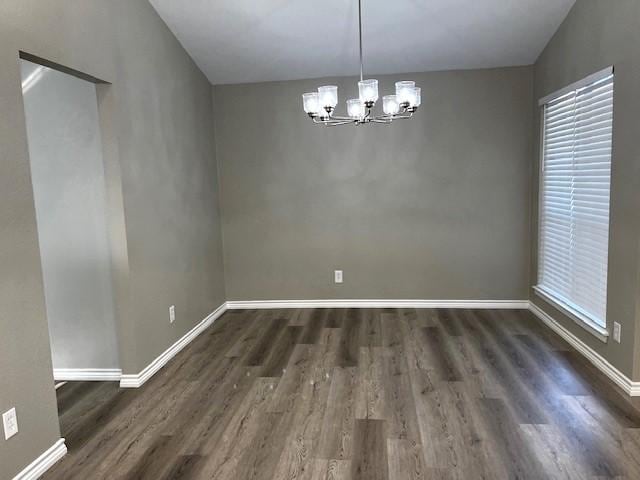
[334,270,343,284]
[3,408,18,440]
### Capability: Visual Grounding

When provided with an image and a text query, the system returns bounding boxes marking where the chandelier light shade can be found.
[301,0,420,127]
[318,85,339,109]
[383,95,400,115]
[302,92,321,115]
[358,79,379,105]
[347,98,366,119]
[395,81,416,106]
[414,87,422,108]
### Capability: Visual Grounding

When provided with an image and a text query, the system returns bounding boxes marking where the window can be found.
[536,67,614,337]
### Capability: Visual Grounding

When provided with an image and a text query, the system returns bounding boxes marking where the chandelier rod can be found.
[358,0,363,82]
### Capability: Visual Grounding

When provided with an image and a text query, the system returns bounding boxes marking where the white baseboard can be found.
[119,302,227,388]
[226,299,530,310]
[53,368,122,382]
[528,301,640,396]
[12,438,66,480]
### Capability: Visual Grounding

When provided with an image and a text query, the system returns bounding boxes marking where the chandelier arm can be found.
[326,119,358,127]
[383,112,413,120]
[312,117,357,126]
[370,111,414,123]
[331,115,357,121]
[313,117,339,123]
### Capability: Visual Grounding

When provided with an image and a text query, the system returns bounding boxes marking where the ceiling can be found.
[149,0,575,85]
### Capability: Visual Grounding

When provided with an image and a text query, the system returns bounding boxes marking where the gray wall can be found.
[21,60,120,372]
[109,2,226,374]
[530,0,640,379]
[0,1,225,477]
[214,67,533,302]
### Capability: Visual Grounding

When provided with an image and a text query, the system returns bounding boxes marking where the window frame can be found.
[534,66,614,343]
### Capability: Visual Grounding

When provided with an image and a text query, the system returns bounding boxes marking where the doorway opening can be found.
[19,54,123,445]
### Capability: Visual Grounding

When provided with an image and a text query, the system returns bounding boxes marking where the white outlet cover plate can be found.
[3,408,18,440]
[334,270,343,284]
[613,322,621,343]
[169,305,176,323]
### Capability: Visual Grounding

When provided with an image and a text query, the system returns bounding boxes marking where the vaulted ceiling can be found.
[149,0,576,85]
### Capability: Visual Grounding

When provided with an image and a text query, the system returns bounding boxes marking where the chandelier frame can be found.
[303,0,420,127]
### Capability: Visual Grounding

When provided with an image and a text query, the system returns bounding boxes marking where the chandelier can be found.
[301,0,421,126]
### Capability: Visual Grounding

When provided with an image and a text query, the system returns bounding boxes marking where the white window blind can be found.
[536,68,614,331]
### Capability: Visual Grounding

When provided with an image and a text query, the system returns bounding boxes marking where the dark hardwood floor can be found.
[45,308,640,479]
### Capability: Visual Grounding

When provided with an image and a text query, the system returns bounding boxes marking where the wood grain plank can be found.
[199,376,280,478]
[299,309,327,344]
[421,326,462,382]
[355,346,385,420]
[363,309,382,347]
[309,459,352,480]
[245,317,289,366]
[477,398,547,478]
[324,309,344,329]
[337,309,362,367]
[382,353,421,442]
[351,419,388,480]
[261,326,303,377]
[225,310,267,358]
[387,439,425,480]
[317,367,358,460]
[159,454,204,480]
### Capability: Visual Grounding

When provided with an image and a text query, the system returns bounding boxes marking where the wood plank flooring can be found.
[45,308,640,479]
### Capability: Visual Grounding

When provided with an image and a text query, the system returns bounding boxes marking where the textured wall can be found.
[531,0,640,379]
[0,1,225,477]
[214,67,533,302]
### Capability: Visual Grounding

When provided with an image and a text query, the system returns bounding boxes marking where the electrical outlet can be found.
[169,305,176,324]
[3,408,18,440]
[334,270,343,284]
[613,322,621,343]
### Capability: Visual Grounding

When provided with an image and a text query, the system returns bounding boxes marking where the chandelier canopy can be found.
[302,0,421,126]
